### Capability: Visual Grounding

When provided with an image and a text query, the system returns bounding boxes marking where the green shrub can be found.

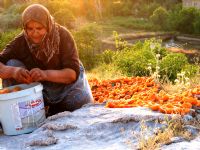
[115,48,156,76]
[177,7,199,34]
[4,3,28,15]
[0,13,21,30]
[160,53,188,81]
[150,6,169,30]
[104,38,192,82]
[114,39,160,76]
[42,0,71,14]
[0,4,28,30]
[0,29,21,51]
[99,49,115,64]
[135,2,160,18]
[73,23,102,70]
[167,4,182,31]
[53,9,76,29]
[182,64,199,77]
[193,13,200,34]
[112,1,133,16]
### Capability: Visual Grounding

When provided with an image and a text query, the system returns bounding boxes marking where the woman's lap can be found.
[46,65,93,115]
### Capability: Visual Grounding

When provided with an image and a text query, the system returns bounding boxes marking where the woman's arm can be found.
[30,68,77,84]
[0,62,32,83]
[0,62,15,79]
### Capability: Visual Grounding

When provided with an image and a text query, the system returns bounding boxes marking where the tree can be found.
[150,6,169,30]
[178,7,199,34]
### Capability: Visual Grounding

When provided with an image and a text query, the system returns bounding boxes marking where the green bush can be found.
[115,48,156,76]
[177,7,199,34]
[150,6,169,30]
[0,13,21,30]
[167,4,182,31]
[0,29,21,51]
[135,2,160,18]
[0,4,28,30]
[73,23,102,70]
[160,53,188,81]
[114,39,159,76]
[182,64,199,77]
[4,3,28,15]
[112,1,133,16]
[53,9,76,29]
[42,0,71,14]
[99,49,115,64]
[99,38,193,82]
[193,13,200,34]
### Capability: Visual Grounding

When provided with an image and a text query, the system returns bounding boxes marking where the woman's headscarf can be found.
[22,4,60,64]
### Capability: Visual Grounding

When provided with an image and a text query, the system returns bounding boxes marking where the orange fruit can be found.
[151,104,160,111]
[12,86,22,92]
[0,88,10,94]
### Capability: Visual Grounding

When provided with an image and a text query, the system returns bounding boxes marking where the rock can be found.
[161,136,200,150]
[0,103,200,150]
[168,136,185,144]
[183,125,200,138]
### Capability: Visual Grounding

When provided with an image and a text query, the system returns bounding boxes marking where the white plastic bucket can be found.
[0,82,46,135]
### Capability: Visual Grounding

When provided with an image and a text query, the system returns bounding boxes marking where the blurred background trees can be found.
[0,0,199,77]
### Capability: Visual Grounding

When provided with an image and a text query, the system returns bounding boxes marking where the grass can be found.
[0,28,21,51]
[159,73,200,95]
[98,16,153,38]
[135,116,199,150]
[86,63,124,80]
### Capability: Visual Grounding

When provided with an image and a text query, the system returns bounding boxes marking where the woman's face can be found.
[26,20,47,44]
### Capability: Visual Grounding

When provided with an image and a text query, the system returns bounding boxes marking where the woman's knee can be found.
[61,90,93,111]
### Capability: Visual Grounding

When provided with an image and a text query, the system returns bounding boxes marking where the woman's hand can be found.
[30,68,47,82]
[13,67,32,84]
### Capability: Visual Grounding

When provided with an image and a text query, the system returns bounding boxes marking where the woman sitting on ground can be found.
[0,4,93,116]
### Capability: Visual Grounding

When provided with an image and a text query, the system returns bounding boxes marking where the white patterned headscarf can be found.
[22,4,60,63]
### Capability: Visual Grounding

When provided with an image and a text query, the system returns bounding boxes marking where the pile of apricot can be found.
[0,86,22,94]
[89,77,200,115]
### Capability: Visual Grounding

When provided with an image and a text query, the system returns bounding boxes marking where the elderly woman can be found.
[0,4,93,116]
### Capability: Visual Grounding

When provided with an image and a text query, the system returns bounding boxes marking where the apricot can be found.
[12,86,22,92]
[0,88,11,94]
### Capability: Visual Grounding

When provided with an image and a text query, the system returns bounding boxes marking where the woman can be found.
[0,4,93,116]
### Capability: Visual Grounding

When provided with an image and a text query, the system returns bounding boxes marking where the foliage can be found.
[135,2,160,18]
[160,53,189,81]
[0,4,27,30]
[86,63,123,80]
[193,13,200,34]
[99,49,115,64]
[109,16,153,30]
[0,13,21,30]
[53,9,76,29]
[111,0,133,16]
[73,23,102,70]
[97,36,196,82]
[177,7,199,34]
[150,7,169,30]
[166,4,182,31]
[41,0,72,14]
[114,39,159,76]
[0,29,21,51]
[182,64,199,78]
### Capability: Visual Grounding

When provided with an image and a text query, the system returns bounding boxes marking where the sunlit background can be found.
[0,0,199,83]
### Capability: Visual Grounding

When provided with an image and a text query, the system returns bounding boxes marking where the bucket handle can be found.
[34,84,43,93]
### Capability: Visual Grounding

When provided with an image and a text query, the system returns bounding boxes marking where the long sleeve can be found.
[59,26,80,78]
